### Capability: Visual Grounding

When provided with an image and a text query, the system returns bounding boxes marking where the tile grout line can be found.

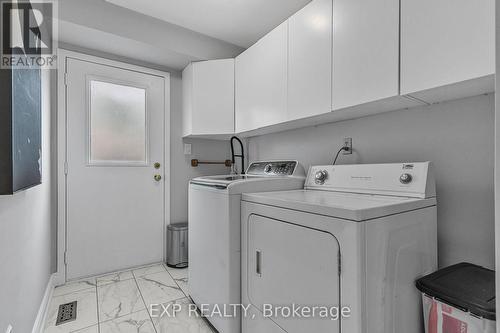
[97,308,150,325]
[155,265,207,332]
[95,283,101,333]
[53,285,96,298]
[133,271,159,333]
[56,270,134,297]
[163,264,188,298]
[162,266,215,332]
[131,267,140,280]
[96,274,135,288]
[68,323,99,333]
[170,295,189,303]
[98,277,154,328]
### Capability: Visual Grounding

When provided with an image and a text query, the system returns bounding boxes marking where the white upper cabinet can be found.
[182,59,235,137]
[332,0,400,110]
[287,0,332,120]
[401,0,495,96]
[235,22,288,133]
[189,0,494,138]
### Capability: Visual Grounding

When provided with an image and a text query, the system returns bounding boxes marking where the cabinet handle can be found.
[256,250,262,277]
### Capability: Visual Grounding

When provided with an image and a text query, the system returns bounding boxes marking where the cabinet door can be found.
[182,59,234,137]
[247,215,340,333]
[235,22,288,133]
[332,0,399,110]
[192,59,234,135]
[288,0,332,120]
[401,0,494,95]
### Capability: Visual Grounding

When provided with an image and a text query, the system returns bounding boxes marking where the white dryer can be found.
[241,162,437,333]
[189,161,305,333]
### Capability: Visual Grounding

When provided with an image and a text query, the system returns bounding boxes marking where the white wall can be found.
[249,94,495,269]
[0,70,53,332]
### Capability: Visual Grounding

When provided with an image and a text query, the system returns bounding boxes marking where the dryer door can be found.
[247,215,341,333]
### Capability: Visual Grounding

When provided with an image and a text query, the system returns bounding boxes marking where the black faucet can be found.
[230,136,245,175]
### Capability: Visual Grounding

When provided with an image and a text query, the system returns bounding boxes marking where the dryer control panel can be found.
[305,162,436,199]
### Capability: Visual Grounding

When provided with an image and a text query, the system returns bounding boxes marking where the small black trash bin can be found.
[166,222,188,268]
[416,263,495,333]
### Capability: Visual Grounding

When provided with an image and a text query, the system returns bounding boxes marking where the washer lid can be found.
[190,174,265,188]
[242,190,436,221]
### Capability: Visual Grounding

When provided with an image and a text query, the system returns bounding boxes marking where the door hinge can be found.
[64,162,68,175]
[64,72,69,86]
[338,251,342,276]
[64,251,68,265]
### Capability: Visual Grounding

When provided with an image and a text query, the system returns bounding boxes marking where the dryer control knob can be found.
[400,173,413,184]
[264,164,273,173]
[315,170,328,184]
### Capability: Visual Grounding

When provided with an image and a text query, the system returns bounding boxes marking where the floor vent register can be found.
[56,301,77,325]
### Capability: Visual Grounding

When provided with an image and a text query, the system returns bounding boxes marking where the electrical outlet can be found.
[183,143,192,155]
[343,138,353,155]
[5,324,12,333]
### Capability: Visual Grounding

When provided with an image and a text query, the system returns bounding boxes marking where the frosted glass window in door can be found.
[89,80,147,163]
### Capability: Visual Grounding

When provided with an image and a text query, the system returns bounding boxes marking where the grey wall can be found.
[248,94,495,269]
[0,71,53,332]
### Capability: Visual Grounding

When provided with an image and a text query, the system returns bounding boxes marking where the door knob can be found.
[154,174,162,182]
[154,162,161,169]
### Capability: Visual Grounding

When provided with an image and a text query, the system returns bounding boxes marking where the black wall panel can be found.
[0,67,42,194]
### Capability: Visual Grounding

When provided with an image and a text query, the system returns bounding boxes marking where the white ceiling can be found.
[105,0,312,48]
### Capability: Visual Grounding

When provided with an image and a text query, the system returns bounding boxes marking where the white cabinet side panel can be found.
[192,59,235,135]
[182,64,193,137]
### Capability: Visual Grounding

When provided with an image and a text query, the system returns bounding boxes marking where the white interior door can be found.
[65,57,166,280]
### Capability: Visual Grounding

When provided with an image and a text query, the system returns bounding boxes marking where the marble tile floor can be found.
[44,263,215,333]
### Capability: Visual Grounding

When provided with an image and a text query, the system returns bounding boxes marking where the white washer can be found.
[241,162,437,333]
[189,161,305,333]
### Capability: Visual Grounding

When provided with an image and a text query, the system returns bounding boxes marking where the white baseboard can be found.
[32,273,56,333]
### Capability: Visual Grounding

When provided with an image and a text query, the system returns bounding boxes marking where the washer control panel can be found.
[247,161,298,176]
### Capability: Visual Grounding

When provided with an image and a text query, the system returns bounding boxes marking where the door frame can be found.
[56,49,171,285]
